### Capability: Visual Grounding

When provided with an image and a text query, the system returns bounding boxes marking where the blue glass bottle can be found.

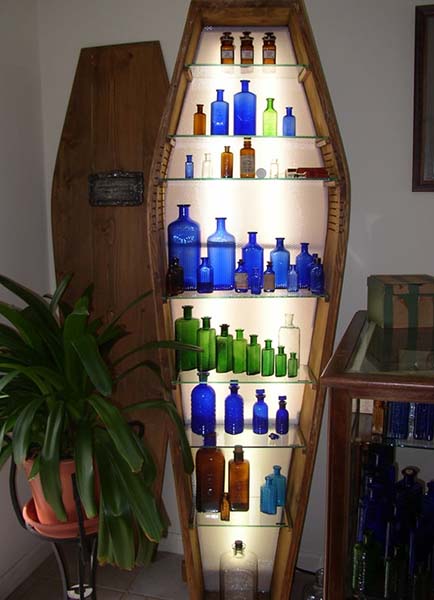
[282,106,296,136]
[211,89,229,135]
[395,467,423,545]
[414,403,434,440]
[260,475,277,515]
[207,217,236,290]
[224,380,244,435]
[191,371,216,435]
[250,267,262,295]
[234,259,248,293]
[275,396,289,434]
[310,258,325,295]
[242,231,264,288]
[420,481,434,554]
[386,402,410,439]
[295,242,314,289]
[185,154,194,178]
[197,257,214,293]
[233,80,256,135]
[270,238,290,289]
[253,389,268,434]
[287,264,299,292]
[168,204,201,290]
[269,465,287,507]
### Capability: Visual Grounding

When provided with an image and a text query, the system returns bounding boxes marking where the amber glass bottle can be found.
[220,492,231,521]
[240,32,254,64]
[195,432,225,512]
[193,104,206,135]
[220,31,235,64]
[229,445,250,511]
[240,137,255,178]
[262,32,276,64]
[221,146,233,178]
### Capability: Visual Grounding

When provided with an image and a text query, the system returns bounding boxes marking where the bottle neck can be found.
[266,98,274,109]
[198,372,209,384]
[182,305,193,320]
[220,324,229,336]
[196,104,204,113]
[178,204,190,218]
[248,231,257,244]
[240,80,250,92]
[301,242,309,252]
[202,316,211,329]
[265,340,272,349]
[249,335,258,345]
[275,237,284,248]
[284,313,294,327]
[236,329,244,340]
[286,107,293,116]
[200,257,210,267]
[216,89,224,101]
[216,217,227,232]
[278,346,285,355]
[273,466,281,475]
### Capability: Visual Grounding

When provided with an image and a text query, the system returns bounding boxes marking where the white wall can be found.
[0,1,50,596]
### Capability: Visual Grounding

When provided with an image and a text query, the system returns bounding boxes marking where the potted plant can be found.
[0,273,196,569]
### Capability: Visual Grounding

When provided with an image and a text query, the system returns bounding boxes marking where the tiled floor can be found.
[6,550,314,599]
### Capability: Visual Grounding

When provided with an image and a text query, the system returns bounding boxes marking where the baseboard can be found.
[0,542,51,600]
[158,531,184,555]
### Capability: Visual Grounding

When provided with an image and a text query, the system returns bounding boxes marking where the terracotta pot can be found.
[23,498,98,539]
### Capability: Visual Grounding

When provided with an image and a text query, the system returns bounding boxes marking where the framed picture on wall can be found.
[413,5,434,191]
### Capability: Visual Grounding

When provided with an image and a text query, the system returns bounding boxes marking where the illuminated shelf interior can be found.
[191,496,291,528]
[167,289,326,300]
[186,423,304,449]
[174,364,313,386]
[161,176,332,182]
[185,63,308,80]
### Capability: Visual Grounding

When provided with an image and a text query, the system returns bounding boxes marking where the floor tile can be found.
[6,575,63,600]
[96,564,139,592]
[128,553,188,600]
[95,589,124,600]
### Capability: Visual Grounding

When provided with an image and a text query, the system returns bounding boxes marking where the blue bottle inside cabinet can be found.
[207,217,236,290]
[275,396,289,434]
[197,257,214,293]
[295,242,314,289]
[168,204,201,290]
[269,465,287,507]
[310,258,325,295]
[395,467,423,544]
[282,106,296,136]
[242,232,264,288]
[386,402,410,439]
[253,389,268,434]
[191,371,216,435]
[185,154,194,179]
[414,403,434,440]
[287,264,299,292]
[270,237,290,289]
[234,80,256,135]
[211,89,229,135]
[224,380,244,435]
[260,476,277,515]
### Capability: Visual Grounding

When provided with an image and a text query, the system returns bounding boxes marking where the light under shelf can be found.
[167,289,326,300]
[160,176,333,182]
[185,63,308,80]
[174,364,313,385]
[186,423,304,449]
[191,496,291,528]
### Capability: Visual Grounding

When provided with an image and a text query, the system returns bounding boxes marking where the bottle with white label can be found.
[240,137,255,178]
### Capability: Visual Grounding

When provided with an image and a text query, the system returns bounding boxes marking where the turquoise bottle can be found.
[174,305,199,371]
[246,334,260,375]
[269,465,287,506]
[233,329,247,374]
[197,316,216,371]
[216,324,233,373]
[260,475,277,514]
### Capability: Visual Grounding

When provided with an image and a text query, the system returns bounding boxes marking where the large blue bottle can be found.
[242,232,264,288]
[295,242,313,289]
[233,80,256,135]
[211,89,229,135]
[413,403,434,440]
[282,106,296,136]
[207,217,236,290]
[224,380,244,435]
[253,389,268,434]
[270,237,290,288]
[168,204,201,290]
[191,371,216,435]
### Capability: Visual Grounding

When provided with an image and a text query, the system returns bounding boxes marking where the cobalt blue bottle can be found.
[310,257,325,295]
[386,402,410,439]
[233,80,256,135]
[242,231,264,288]
[282,106,296,136]
[414,403,434,440]
[295,242,314,289]
[270,237,290,289]
[253,389,268,434]
[197,257,214,293]
[260,475,277,515]
[250,267,262,295]
[211,89,229,135]
[207,217,236,290]
[168,204,201,290]
[275,396,289,434]
[185,154,194,178]
[395,467,423,544]
[224,380,244,435]
[287,264,299,292]
[191,371,216,435]
[269,465,287,507]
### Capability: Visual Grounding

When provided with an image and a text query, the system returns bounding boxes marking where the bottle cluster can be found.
[373,400,434,442]
[167,205,325,295]
[352,443,434,599]
[219,31,277,65]
[175,308,301,378]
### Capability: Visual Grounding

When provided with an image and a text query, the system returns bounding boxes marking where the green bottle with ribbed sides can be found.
[262,98,277,136]
[275,346,287,377]
[287,352,298,378]
[197,316,216,371]
[246,334,260,375]
[233,329,247,373]
[261,339,275,376]
[175,305,199,371]
[216,324,233,373]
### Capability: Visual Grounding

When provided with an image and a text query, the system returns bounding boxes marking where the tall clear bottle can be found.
[197,316,216,371]
[270,237,290,288]
[191,371,216,435]
[234,80,256,135]
[202,152,213,178]
[211,89,229,135]
[207,217,236,290]
[220,540,258,600]
[174,305,200,371]
[168,204,201,290]
[195,432,225,513]
[278,313,300,373]
[228,445,249,511]
[225,380,244,435]
[263,97,277,136]
[242,231,264,288]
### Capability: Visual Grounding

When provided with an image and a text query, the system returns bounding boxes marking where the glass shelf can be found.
[168,134,327,145]
[191,496,291,528]
[355,413,434,451]
[161,176,333,182]
[174,364,313,385]
[186,423,304,449]
[167,289,326,300]
[185,63,308,79]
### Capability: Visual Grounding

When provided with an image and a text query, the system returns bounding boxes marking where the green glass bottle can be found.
[233,329,247,374]
[246,334,260,375]
[352,531,382,597]
[174,305,200,371]
[216,324,233,373]
[262,98,277,136]
[197,316,216,371]
[261,339,275,377]
[287,351,298,377]
[275,346,287,377]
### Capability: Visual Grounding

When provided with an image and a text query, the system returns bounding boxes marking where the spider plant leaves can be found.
[48,273,73,315]
[72,334,112,397]
[12,397,44,466]
[75,420,97,518]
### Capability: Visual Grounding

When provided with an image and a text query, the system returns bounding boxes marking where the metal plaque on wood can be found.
[88,171,144,206]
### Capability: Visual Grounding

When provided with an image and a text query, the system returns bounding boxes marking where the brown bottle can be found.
[262,32,276,64]
[240,137,255,178]
[229,445,249,511]
[220,31,234,64]
[165,257,184,297]
[240,31,254,64]
[221,146,233,178]
[193,104,206,135]
[220,492,231,521]
[195,432,225,512]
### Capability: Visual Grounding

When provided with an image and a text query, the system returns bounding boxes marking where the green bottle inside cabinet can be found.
[217,323,233,373]
[197,316,216,371]
[175,305,200,371]
[246,334,260,375]
[233,329,247,373]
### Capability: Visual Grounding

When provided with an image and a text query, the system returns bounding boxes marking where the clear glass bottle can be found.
[310,258,325,295]
[240,137,255,178]
[234,80,256,135]
[242,231,264,288]
[288,351,298,377]
[275,346,287,377]
[240,31,254,64]
[195,432,225,513]
[197,316,216,371]
[220,31,235,64]
[191,371,216,435]
[234,259,248,293]
[221,145,234,178]
[220,540,258,600]
[246,334,260,375]
[229,445,249,511]
[202,152,213,178]
[303,568,324,600]
[275,396,289,433]
[282,106,296,136]
[197,256,214,293]
[296,242,314,289]
[262,32,276,64]
[211,89,229,135]
[269,158,279,178]
[250,267,262,295]
[174,305,200,371]
[224,380,244,435]
[278,313,300,371]
[287,264,299,292]
[185,154,194,179]
[168,204,201,290]
[207,217,236,290]
[233,329,247,374]
[263,98,277,136]
[263,261,275,292]
[193,104,206,135]
[253,389,268,434]
[270,237,290,288]
[216,323,233,373]
[165,256,184,297]
[260,475,277,514]
[261,339,275,376]
[270,465,287,507]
